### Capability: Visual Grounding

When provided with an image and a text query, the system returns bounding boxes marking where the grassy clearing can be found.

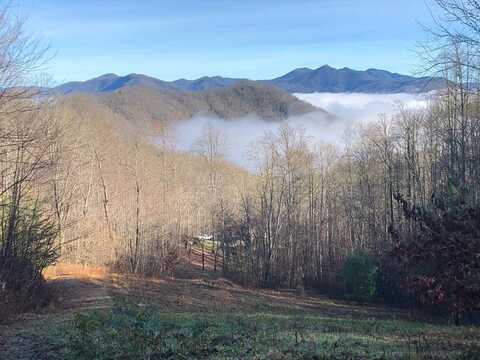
[3,264,479,359]
[51,296,480,360]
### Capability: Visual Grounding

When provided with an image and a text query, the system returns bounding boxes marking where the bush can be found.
[0,200,59,320]
[342,253,378,302]
[0,256,52,318]
[391,189,480,324]
[377,255,414,308]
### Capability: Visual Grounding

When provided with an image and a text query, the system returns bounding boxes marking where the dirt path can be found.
[0,266,114,360]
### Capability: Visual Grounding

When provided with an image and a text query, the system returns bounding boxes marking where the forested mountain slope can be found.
[80,81,326,131]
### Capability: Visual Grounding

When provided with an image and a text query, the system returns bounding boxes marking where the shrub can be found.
[342,253,378,302]
[0,200,59,320]
[391,189,480,324]
[377,255,414,308]
[0,256,52,317]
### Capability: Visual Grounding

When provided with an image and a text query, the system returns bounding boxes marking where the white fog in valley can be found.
[170,92,431,169]
[294,92,432,122]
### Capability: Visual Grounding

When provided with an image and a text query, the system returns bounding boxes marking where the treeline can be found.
[211,54,480,323]
[52,95,249,275]
[217,82,478,278]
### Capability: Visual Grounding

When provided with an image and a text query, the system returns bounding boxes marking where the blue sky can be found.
[19,0,438,83]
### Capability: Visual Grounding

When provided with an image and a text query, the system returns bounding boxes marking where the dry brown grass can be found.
[44,263,111,281]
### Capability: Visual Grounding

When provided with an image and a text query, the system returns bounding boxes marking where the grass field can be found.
[1,255,479,359]
[56,296,480,359]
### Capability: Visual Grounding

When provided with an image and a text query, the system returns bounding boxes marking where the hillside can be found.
[52,65,446,95]
[2,254,479,359]
[98,81,323,129]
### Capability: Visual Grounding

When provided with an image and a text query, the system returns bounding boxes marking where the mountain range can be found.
[53,65,445,95]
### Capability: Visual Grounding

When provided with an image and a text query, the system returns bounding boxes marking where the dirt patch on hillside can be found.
[0,264,114,359]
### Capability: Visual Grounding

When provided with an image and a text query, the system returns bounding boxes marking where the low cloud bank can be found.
[171,111,338,169]
[168,92,431,169]
[295,92,430,123]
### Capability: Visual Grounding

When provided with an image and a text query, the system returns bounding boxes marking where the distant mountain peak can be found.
[268,65,445,93]
[53,66,446,95]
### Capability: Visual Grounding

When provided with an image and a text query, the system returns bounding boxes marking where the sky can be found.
[18,0,439,83]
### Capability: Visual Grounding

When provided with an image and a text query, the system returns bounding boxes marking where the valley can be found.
[1,1,480,359]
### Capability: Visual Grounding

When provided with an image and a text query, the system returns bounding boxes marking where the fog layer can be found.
[170,92,430,169]
[294,92,430,122]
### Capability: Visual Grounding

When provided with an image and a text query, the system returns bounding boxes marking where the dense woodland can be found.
[0,0,479,325]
